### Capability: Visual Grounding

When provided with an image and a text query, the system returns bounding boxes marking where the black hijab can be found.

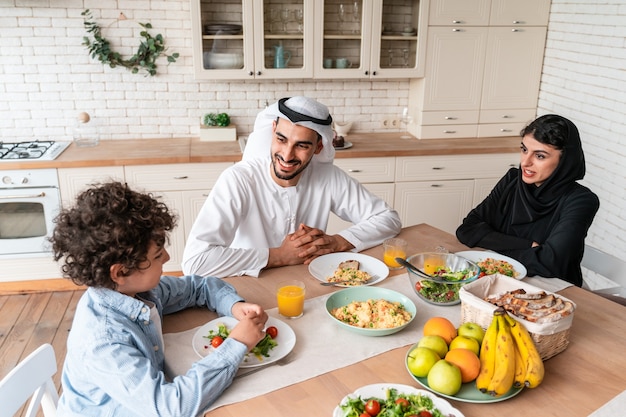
[505,115,586,224]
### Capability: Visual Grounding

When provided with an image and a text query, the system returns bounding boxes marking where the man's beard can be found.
[271,153,313,181]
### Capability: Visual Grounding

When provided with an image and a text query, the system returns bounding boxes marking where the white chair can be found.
[0,343,59,417]
[582,245,626,305]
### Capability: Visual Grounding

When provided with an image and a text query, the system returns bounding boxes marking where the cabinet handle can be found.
[444,116,457,120]
[432,167,444,170]
[512,20,522,24]
[256,71,262,75]
[372,71,377,76]
[431,184,443,188]
[501,115,513,119]
[443,130,456,134]
[511,28,520,32]
[248,71,254,76]
[452,28,461,32]
[452,20,462,24]
[348,169,362,173]
[173,176,189,180]
[500,129,513,132]
[365,70,369,75]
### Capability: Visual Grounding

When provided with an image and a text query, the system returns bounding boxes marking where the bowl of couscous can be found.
[325,287,417,336]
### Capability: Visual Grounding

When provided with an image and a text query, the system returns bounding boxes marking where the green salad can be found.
[414,266,473,303]
[339,387,446,417]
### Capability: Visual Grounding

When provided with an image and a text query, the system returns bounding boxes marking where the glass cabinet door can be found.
[315,0,426,79]
[254,0,313,78]
[372,0,425,77]
[191,0,313,79]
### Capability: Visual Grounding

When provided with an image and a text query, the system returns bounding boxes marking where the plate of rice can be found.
[456,250,527,280]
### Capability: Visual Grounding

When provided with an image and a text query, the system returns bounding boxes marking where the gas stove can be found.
[0,140,71,161]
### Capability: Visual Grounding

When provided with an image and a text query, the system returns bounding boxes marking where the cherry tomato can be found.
[364,399,381,416]
[415,282,423,292]
[210,335,224,348]
[395,398,410,408]
[418,411,432,417]
[266,326,278,339]
[359,413,371,417]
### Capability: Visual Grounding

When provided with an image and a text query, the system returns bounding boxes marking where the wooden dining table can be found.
[162,224,626,417]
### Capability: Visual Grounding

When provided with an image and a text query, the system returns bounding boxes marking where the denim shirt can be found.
[57,275,247,417]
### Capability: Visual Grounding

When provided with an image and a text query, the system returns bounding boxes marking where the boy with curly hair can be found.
[50,181,268,416]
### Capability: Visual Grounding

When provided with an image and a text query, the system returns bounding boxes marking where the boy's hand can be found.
[229,302,268,350]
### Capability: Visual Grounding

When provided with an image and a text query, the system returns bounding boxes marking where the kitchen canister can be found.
[73,112,99,147]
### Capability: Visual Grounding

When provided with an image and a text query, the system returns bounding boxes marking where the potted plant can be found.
[200,112,237,142]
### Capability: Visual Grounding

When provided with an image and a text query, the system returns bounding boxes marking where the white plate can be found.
[192,316,296,368]
[455,250,527,279]
[332,383,465,417]
[308,252,389,286]
[334,141,353,150]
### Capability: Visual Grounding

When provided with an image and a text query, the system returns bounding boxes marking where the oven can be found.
[0,169,61,258]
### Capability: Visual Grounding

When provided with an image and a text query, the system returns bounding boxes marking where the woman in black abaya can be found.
[456,114,599,286]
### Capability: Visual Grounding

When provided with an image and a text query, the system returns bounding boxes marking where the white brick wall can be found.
[0,1,410,142]
[539,0,626,289]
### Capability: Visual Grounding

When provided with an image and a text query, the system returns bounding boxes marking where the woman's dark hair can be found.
[520,114,569,150]
[49,181,176,289]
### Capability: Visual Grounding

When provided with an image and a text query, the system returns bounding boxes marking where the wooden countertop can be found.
[0,134,520,169]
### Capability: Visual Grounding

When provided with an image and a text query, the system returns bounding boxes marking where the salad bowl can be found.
[406,252,480,306]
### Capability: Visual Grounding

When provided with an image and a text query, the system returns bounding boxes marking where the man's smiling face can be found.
[269,117,323,187]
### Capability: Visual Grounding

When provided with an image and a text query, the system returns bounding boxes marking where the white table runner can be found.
[163,273,573,413]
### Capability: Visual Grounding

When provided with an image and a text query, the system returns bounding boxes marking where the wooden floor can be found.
[0,289,84,416]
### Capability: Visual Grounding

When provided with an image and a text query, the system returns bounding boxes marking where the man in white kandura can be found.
[182,96,401,278]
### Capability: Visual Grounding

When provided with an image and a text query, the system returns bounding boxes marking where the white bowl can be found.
[203,51,244,69]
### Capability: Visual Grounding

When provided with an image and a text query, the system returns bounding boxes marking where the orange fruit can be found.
[445,348,481,383]
[423,317,457,344]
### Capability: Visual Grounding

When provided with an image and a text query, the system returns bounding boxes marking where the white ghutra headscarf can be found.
[242,96,336,164]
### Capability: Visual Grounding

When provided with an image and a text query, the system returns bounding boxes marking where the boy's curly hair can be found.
[50,181,177,289]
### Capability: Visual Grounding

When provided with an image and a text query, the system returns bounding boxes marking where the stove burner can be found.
[0,140,70,161]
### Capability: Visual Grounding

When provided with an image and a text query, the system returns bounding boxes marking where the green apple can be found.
[427,359,462,396]
[417,335,448,358]
[449,335,480,356]
[407,346,441,378]
[457,322,485,346]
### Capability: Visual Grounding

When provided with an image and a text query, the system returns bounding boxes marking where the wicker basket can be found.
[459,274,575,360]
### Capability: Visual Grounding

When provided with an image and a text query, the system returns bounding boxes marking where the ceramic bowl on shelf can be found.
[203,51,244,69]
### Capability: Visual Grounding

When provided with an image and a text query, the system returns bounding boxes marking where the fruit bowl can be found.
[406,252,480,306]
[404,343,523,403]
[325,287,416,336]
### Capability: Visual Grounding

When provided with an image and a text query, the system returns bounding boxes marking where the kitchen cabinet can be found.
[124,163,232,271]
[394,153,518,234]
[326,157,395,234]
[190,0,315,80]
[314,0,428,79]
[408,0,550,139]
[57,166,125,207]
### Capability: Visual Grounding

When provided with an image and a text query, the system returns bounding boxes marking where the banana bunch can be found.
[476,307,545,396]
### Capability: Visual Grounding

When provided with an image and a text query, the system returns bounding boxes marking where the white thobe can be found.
[182,157,401,278]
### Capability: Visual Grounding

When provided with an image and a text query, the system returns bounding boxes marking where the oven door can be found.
[0,186,60,258]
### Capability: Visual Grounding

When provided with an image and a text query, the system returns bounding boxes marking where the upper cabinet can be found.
[191,0,315,80]
[191,0,427,80]
[314,0,428,79]
[408,0,551,139]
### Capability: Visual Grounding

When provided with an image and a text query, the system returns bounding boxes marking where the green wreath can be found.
[81,9,179,76]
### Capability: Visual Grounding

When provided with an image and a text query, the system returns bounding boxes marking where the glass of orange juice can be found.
[276,280,306,319]
[383,238,408,269]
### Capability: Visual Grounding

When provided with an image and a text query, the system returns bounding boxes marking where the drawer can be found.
[420,110,479,125]
[479,108,535,124]
[333,157,395,183]
[396,153,519,181]
[416,124,478,139]
[478,122,526,137]
[124,163,232,191]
